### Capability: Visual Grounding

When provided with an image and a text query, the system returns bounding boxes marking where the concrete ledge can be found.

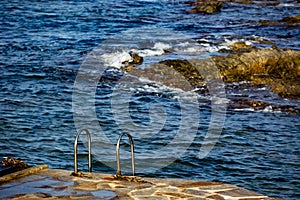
[0,168,281,199]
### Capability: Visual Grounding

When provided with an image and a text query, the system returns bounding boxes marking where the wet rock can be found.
[121,52,143,72]
[270,79,300,99]
[235,0,254,4]
[0,157,30,176]
[121,65,136,72]
[229,99,300,114]
[257,15,300,26]
[1,157,29,169]
[258,19,279,26]
[122,52,143,65]
[188,1,222,14]
[216,47,300,98]
[229,41,255,53]
[281,15,300,25]
[213,47,300,83]
[149,47,300,99]
[157,59,205,86]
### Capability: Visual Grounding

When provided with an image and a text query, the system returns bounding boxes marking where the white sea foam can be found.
[100,51,132,68]
[278,3,297,7]
[135,42,170,56]
[234,108,255,112]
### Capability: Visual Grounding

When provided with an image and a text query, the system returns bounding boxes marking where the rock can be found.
[130,52,143,65]
[257,15,300,26]
[146,47,300,99]
[229,99,300,113]
[122,52,143,65]
[229,41,255,52]
[213,47,300,82]
[1,157,29,169]
[213,47,300,98]
[121,65,136,72]
[281,15,300,25]
[235,0,254,4]
[121,52,143,72]
[271,79,300,99]
[258,19,279,26]
[188,1,222,14]
[157,59,205,86]
[122,45,299,99]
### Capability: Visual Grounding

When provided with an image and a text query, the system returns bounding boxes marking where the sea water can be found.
[0,0,299,199]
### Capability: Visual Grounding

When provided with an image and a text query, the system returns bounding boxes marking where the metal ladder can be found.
[73,129,92,174]
[73,129,135,176]
[116,132,135,176]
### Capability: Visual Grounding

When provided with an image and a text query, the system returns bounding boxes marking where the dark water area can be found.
[0,0,299,199]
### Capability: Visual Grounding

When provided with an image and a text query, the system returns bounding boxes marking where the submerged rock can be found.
[188,1,222,14]
[229,99,300,114]
[281,15,300,25]
[256,15,300,26]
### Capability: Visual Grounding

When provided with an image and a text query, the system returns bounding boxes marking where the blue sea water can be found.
[0,0,299,199]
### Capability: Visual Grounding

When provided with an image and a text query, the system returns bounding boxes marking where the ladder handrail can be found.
[116,132,135,176]
[74,129,92,173]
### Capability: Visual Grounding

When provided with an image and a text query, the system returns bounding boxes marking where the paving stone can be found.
[184,188,210,196]
[217,188,267,197]
[131,188,157,196]
[206,194,225,200]
[0,166,282,200]
[155,191,194,198]
[134,196,169,200]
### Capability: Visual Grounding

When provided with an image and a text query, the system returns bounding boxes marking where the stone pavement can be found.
[0,165,281,200]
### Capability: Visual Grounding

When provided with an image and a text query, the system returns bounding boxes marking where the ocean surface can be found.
[0,0,299,199]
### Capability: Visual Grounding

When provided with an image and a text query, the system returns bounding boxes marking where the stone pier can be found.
[0,165,281,199]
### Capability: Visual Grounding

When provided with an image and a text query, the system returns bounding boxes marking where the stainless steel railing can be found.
[74,129,92,174]
[116,132,135,176]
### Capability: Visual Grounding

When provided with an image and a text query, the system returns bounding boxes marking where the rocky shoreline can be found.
[119,43,299,113]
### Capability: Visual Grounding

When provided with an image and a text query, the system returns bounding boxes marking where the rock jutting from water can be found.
[188,1,223,14]
[213,45,300,98]
[121,52,143,72]
[0,157,30,177]
[120,45,300,100]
